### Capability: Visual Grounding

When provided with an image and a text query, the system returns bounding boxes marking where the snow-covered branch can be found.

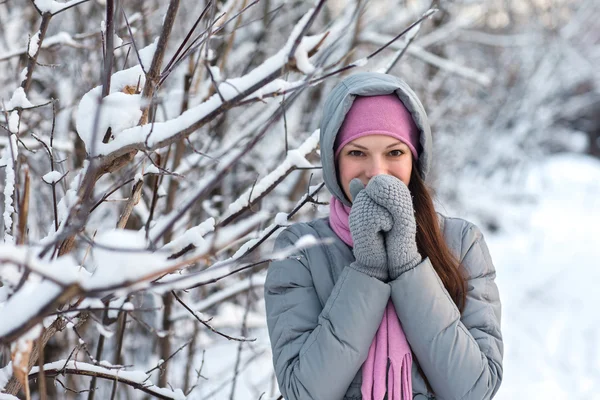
[29,360,185,400]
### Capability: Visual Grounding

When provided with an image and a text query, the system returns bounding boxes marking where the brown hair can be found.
[408,164,467,310]
[408,162,467,394]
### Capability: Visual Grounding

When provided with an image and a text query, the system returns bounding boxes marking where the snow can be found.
[7,112,19,134]
[0,363,14,393]
[0,245,85,338]
[161,217,215,255]
[78,297,105,310]
[274,212,289,226]
[210,302,265,330]
[490,154,600,399]
[223,129,318,219]
[42,170,63,184]
[0,135,18,242]
[289,14,327,74]
[75,88,143,152]
[74,36,154,154]
[139,37,158,71]
[28,31,40,57]
[33,0,86,14]
[351,57,368,67]
[86,229,170,289]
[145,163,160,175]
[213,212,270,250]
[208,65,222,82]
[6,87,33,110]
[95,322,114,338]
[107,297,127,319]
[0,280,63,338]
[113,34,123,49]
[294,234,318,248]
[19,68,27,84]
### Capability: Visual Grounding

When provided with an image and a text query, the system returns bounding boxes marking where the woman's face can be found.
[337,135,413,202]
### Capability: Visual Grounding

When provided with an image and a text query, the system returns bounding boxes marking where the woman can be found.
[264,72,503,400]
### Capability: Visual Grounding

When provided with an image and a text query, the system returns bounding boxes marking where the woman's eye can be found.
[388,149,404,157]
[347,150,364,157]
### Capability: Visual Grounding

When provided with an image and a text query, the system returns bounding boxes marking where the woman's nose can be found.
[365,157,386,178]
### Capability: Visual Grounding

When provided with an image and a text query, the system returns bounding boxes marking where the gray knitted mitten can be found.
[348,179,392,281]
[364,175,422,279]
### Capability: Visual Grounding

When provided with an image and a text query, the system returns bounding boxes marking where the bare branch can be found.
[171,291,255,342]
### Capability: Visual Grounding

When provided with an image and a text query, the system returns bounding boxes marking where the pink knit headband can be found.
[334,94,420,159]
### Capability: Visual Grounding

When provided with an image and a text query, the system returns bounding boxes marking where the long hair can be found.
[408,163,467,311]
[408,162,467,394]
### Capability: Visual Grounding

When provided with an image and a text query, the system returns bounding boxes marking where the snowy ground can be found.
[188,153,600,400]
[491,154,600,400]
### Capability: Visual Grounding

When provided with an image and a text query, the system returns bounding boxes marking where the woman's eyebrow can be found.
[386,141,406,149]
[347,142,368,150]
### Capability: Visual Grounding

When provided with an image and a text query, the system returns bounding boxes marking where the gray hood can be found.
[319,72,432,206]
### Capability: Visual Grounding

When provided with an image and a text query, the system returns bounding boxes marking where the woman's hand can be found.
[362,174,422,279]
[348,178,393,281]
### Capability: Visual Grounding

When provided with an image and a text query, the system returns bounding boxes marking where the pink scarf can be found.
[329,197,413,400]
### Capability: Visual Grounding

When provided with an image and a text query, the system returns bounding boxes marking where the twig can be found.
[309,9,439,87]
[17,166,30,245]
[183,323,199,392]
[115,178,143,229]
[109,299,130,400]
[160,0,260,86]
[1,99,54,114]
[204,61,225,102]
[158,292,173,387]
[171,291,254,342]
[71,326,98,365]
[31,128,60,232]
[160,1,212,76]
[139,0,181,125]
[37,332,47,400]
[50,0,90,16]
[384,23,421,73]
[22,12,52,94]
[185,349,206,396]
[122,9,146,74]
[286,0,327,62]
[101,0,116,98]
[229,275,253,400]
[218,0,248,73]
[145,339,192,375]
[144,153,162,239]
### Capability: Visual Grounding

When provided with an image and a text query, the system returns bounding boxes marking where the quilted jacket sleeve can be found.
[389,221,503,400]
[264,225,390,400]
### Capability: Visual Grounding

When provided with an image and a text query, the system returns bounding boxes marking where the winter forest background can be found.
[0,0,599,399]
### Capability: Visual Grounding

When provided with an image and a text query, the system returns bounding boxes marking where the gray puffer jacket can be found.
[264,215,502,400]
